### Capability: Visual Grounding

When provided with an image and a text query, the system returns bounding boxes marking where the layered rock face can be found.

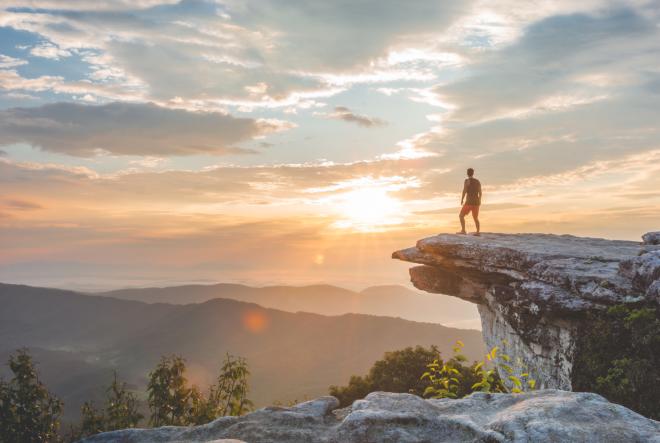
[80,390,660,443]
[393,231,660,390]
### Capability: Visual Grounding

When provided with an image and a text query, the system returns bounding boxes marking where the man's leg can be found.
[472,206,480,234]
[458,206,468,234]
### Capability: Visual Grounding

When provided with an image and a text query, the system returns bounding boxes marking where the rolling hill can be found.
[0,283,484,423]
[94,283,480,328]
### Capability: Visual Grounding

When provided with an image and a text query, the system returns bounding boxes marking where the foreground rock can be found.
[80,390,659,442]
[393,231,660,390]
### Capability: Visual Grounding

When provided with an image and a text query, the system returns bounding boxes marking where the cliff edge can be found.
[393,231,660,390]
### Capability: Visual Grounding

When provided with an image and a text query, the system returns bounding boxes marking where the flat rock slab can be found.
[416,233,640,266]
[394,232,660,310]
[80,390,659,443]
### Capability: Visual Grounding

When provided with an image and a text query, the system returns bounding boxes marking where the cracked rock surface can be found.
[80,390,659,443]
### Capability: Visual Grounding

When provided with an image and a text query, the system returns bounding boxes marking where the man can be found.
[458,168,481,235]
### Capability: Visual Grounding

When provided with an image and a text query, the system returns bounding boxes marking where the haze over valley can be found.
[0,282,484,423]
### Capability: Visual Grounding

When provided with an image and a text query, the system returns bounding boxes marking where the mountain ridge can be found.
[88,282,479,327]
[0,282,484,423]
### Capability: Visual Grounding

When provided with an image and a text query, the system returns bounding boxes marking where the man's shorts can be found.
[460,204,480,217]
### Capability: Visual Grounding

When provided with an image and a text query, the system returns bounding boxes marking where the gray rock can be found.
[80,391,659,443]
[393,231,659,390]
[643,231,660,245]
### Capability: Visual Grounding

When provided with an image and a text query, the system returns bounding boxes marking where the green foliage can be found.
[573,304,660,419]
[187,354,253,425]
[105,372,143,430]
[423,341,536,399]
[329,346,443,407]
[214,353,252,417]
[147,353,252,427]
[421,341,479,399]
[147,355,193,426]
[0,349,63,443]
[78,401,105,438]
[470,344,536,394]
[74,371,144,440]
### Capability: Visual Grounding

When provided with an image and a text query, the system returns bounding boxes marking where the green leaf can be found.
[500,364,514,374]
[508,376,522,388]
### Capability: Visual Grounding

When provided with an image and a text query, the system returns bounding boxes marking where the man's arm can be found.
[461,179,467,205]
[477,181,482,203]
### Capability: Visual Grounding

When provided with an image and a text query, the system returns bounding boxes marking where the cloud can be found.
[0,54,27,68]
[0,102,294,157]
[0,0,178,10]
[0,0,476,107]
[434,8,659,122]
[1,198,43,210]
[29,42,72,60]
[325,106,387,127]
[383,6,660,196]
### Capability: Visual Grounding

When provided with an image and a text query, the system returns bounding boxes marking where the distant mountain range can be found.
[94,283,480,328]
[0,283,484,423]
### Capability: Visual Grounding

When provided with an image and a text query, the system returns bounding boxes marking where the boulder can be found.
[80,390,659,442]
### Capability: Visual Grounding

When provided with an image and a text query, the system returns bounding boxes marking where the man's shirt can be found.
[464,178,481,206]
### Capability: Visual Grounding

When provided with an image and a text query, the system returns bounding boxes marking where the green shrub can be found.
[147,353,253,427]
[422,341,535,399]
[329,346,443,407]
[572,304,660,419]
[74,371,143,440]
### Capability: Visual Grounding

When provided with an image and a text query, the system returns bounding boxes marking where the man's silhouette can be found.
[458,168,481,235]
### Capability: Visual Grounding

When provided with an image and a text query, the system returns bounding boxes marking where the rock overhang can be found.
[392,231,660,391]
[393,232,660,313]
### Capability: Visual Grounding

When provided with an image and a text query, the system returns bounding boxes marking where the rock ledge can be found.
[393,231,660,390]
[81,390,659,443]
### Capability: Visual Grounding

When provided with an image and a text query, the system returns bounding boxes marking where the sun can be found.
[335,187,402,231]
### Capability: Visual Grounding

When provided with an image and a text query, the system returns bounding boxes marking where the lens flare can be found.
[242,310,268,333]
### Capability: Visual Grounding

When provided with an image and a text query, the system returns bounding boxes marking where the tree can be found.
[105,371,143,430]
[78,401,105,438]
[329,346,442,407]
[573,304,660,419]
[75,371,143,440]
[187,353,253,425]
[147,355,192,426]
[215,353,252,417]
[147,353,252,427]
[0,349,63,443]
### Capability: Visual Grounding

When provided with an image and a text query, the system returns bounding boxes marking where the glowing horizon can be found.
[0,1,658,290]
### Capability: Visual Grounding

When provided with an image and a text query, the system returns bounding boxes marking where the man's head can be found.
[467,168,474,177]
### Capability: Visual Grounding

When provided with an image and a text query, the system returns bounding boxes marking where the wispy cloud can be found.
[324,106,387,127]
[0,54,27,68]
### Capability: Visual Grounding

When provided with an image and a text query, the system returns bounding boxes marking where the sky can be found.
[0,0,659,291]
